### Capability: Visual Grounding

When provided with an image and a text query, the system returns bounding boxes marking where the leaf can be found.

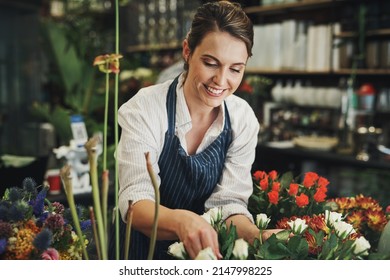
[280,171,294,189]
[287,236,309,259]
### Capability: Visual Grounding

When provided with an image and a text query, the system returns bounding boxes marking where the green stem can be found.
[60,165,89,260]
[103,71,109,171]
[145,152,160,260]
[114,0,120,260]
[86,138,107,259]
[124,200,134,260]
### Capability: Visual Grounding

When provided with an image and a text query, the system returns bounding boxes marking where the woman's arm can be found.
[132,199,222,259]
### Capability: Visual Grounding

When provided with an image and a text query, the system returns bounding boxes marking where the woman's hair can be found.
[184,1,254,71]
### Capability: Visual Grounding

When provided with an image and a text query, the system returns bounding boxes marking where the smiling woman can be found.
[112,1,282,260]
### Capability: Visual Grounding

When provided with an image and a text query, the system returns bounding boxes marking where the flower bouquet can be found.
[252,211,371,260]
[248,170,390,260]
[0,178,91,260]
[248,170,329,227]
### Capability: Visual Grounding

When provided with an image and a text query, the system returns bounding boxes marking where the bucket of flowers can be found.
[248,170,390,260]
[0,178,91,260]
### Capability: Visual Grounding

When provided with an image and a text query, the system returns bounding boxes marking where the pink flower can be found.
[41,248,60,260]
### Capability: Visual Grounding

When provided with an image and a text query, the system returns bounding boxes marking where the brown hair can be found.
[184,1,253,71]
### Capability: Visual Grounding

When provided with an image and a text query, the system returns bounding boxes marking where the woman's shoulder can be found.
[226,94,257,121]
[119,81,170,112]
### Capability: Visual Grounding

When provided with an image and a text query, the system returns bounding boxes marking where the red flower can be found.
[268,170,278,180]
[288,183,299,196]
[296,193,309,208]
[259,177,269,191]
[272,182,281,192]
[313,187,327,203]
[303,172,319,189]
[268,190,279,205]
[253,170,266,181]
[317,177,330,188]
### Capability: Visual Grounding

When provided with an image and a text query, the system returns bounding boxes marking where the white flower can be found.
[201,212,212,224]
[232,238,248,260]
[325,210,343,227]
[195,247,217,260]
[202,207,222,225]
[333,221,356,239]
[353,236,371,256]
[287,218,308,235]
[256,213,270,230]
[168,242,187,259]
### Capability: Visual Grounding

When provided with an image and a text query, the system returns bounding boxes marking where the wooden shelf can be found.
[244,0,342,15]
[126,42,182,53]
[245,68,390,76]
[336,28,390,38]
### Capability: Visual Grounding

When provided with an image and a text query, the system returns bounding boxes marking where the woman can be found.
[115,1,279,260]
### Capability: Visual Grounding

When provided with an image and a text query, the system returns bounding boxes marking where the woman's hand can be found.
[174,209,222,259]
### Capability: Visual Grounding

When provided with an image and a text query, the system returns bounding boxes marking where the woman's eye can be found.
[204,61,218,67]
[231,68,241,73]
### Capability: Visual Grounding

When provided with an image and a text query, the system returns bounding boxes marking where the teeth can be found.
[207,86,223,95]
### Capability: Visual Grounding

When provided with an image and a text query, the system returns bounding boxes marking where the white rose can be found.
[168,242,187,259]
[325,210,343,228]
[353,236,371,256]
[333,221,356,239]
[201,212,212,224]
[195,247,217,260]
[256,213,270,230]
[287,218,308,235]
[232,238,248,260]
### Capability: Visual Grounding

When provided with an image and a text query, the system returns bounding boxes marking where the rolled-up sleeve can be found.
[204,97,259,222]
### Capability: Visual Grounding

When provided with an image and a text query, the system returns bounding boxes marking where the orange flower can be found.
[366,209,387,232]
[345,211,365,231]
[272,182,280,192]
[259,177,269,191]
[313,187,327,203]
[268,190,279,205]
[268,170,278,180]
[317,177,330,188]
[93,53,123,74]
[253,170,266,181]
[296,193,309,208]
[288,183,299,196]
[302,172,319,188]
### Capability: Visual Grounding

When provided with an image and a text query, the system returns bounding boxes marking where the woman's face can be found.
[183,31,248,110]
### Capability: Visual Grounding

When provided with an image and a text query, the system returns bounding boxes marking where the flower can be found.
[353,236,371,256]
[256,213,270,230]
[287,218,308,235]
[249,170,390,260]
[0,178,91,260]
[232,238,249,260]
[327,194,388,249]
[167,242,187,260]
[195,247,217,260]
[248,170,329,227]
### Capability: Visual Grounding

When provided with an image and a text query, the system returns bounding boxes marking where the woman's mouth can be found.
[205,85,224,97]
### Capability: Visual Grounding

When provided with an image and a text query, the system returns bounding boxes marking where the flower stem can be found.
[124,200,134,260]
[89,206,101,260]
[114,0,120,260]
[60,165,89,260]
[145,152,160,260]
[85,137,107,259]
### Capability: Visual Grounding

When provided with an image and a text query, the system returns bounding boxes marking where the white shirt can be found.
[117,74,259,222]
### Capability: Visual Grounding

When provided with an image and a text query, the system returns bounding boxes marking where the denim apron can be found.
[113,76,232,259]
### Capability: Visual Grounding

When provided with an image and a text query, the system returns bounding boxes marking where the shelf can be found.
[336,28,390,38]
[244,0,342,15]
[126,42,182,53]
[257,142,390,171]
[245,68,390,76]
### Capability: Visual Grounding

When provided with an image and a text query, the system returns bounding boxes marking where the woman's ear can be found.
[182,39,190,62]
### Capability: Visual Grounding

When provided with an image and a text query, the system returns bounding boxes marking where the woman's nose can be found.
[213,68,227,86]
